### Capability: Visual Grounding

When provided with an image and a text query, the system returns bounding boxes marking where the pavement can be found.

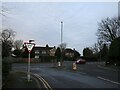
[2,71,44,89]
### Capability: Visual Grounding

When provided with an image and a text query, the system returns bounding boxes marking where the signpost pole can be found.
[25,41,35,82]
[27,51,31,82]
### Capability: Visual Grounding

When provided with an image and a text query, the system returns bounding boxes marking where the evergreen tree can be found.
[55,47,61,62]
[108,37,120,65]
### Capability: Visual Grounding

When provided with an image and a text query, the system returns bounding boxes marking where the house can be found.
[22,42,80,62]
[64,48,74,58]
[34,45,54,59]
[49,46,56,56]
[63,48,80,61]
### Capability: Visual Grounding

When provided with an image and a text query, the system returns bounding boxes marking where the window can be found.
[35,50,39,54]
[42,51,46,54]
[35,55,39,58]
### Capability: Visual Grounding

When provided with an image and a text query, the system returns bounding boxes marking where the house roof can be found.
[65,48,74,53]
[33,46,54,51]
[50,48,56,52]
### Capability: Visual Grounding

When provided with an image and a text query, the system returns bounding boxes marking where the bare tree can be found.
[97,17,120,44]
[1,29,16,42]
[0,3,10,17]
[91,43,100,54]
[58,42,67,50]
[0,29,16,57]
[14,40,23,50]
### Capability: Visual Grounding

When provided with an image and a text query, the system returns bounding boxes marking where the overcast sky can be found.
[2,2,118,54]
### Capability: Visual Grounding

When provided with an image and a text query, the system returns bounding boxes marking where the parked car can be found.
[75,59,86,64]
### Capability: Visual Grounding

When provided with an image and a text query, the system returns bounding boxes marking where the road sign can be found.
[26,43,35,53]
[24,41,35,82]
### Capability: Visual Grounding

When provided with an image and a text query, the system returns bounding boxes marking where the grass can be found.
[2,72,39,88]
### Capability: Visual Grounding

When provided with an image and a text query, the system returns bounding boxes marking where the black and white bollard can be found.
[58,62,61,66]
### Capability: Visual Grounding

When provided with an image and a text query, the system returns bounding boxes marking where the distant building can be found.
[64,48,74,58]
[49,46,56,57]
[34,45,54,59]
[22,42,80,62]
[63,48,80,61]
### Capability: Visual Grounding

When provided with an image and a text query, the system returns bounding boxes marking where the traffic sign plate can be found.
[26,43,34,52]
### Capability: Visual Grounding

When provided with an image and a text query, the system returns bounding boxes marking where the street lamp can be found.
[61,21,63,66]
[61,21,63,45]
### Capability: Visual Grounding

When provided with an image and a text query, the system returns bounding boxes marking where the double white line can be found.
[33,73,53,90]
[15,71,53,89]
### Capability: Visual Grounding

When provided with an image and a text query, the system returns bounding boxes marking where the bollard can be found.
[27,73,30,82]
[73,63,77,71]
[58,62,61,66]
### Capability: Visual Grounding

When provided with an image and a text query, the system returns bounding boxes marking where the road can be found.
[12,61,120,88]
[64,61,119,83]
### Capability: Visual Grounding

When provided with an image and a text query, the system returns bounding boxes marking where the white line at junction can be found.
[97,76,120,85]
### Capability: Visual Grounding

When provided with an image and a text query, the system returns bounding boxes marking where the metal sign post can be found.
[25,43,35,82]
[27,51,31,82]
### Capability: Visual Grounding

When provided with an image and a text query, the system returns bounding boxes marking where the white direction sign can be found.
[26,43,34,52]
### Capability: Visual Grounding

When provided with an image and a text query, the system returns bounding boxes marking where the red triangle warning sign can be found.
[26,43,34,52]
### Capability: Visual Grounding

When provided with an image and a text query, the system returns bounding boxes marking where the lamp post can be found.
[61,21,63,66]
[61,21,63,45]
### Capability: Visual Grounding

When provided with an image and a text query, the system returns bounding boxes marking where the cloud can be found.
[2,2,118,54]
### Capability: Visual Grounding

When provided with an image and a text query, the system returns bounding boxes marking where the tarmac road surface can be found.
[12,61,120,88]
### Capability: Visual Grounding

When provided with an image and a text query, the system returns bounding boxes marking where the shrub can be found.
[2,57,12,83]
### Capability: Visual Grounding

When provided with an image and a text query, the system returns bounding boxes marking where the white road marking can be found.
[33,73,53,90]
[97,76,120,85]
[34,74,48,89]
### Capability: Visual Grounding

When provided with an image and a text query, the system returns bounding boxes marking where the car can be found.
[75,59,86,64]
